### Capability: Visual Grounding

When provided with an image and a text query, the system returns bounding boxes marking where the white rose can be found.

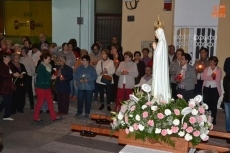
[129,114,133,117]
[129,126,134,132]
[151,106,158,111]
[135,114,140,121]
[200,133,209,141]
[192,109,198,115]
[202,103,209,110]
[142,105,147,110]
[155,128,161,134]
[173,119,180,126]
[185,133,193,141]
[118,112,124,120]
[167,129,172,135]
[138,124,145,131]
[178,131,185,137]
[164,109,172,116]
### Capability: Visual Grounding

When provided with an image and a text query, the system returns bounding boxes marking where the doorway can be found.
[95,0,122,49]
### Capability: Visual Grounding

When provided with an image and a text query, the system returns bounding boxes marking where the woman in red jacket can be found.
[0,53,20,121]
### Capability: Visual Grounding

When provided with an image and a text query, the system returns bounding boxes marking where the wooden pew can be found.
[188,131,230,153]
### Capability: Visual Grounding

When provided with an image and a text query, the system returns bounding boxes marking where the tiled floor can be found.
[0,97,229,153]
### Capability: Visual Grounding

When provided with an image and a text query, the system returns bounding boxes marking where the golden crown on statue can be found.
[154,15,164,29]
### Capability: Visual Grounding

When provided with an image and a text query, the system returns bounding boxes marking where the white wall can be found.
[174,0,219,26]
[52,0,94,51]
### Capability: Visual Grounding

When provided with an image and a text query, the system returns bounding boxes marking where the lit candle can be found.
[60,75,63,78]
[115,60,119,63]
[198,65,202,69]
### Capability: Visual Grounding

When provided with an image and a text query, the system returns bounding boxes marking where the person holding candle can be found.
[55,55,73,115]
[175,53,196,102]
[0,53,20,121]
[74,55,97,118]
[95,49,115,111]
[11,53,27,114]
[89,43,101,103]
[169,48,184,99]
[115,51,138,111]
[109,44,124,103]
[202,56,222,125]
[33,52,62,122]
[193,47,209,96]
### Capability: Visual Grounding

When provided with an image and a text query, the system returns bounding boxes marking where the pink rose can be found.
[125,128,129,134]
[133,123,139,130]
[197,116,203,123]
[161,129,167,136]
[142,111,148,118]
[171,126,179,133]
[130,105,136,111]
[125,116,129,124]
[113,119,117,125]
[182,123,188,130]
[208,116,212,122]
[146,101,153,106]
[177,94,183,99]
[147,120,154,127]
[174,109,180,115]
[193,130,200,137]
[202,135,209,141]
[189,103,195,108]
[189,117,197,124]
[157,113,164,119]
[186,127,194,133]
[120,106,127,113]
[160,99,166,104]
[198,107,205,114]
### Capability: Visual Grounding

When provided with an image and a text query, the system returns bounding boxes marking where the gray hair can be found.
[58,55,66,62]
[41,43,49,50]
[13,44,22,50]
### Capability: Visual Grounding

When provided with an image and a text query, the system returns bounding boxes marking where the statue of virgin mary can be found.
[151,16,171,102]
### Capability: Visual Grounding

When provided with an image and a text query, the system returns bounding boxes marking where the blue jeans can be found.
[77,90,93,115]
[224,102,230,132]
[0,94,12,118]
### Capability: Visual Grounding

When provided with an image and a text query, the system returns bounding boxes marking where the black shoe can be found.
[17,110,24,113]
[46,110,50,113]
[107,106,111,112]
[99,104,104,110]
[53,116,63,121]
[227,139,230,144]
[34,119,43,122]
[40,110,43,113]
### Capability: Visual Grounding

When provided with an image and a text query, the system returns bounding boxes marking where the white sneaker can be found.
[3,117,14,121]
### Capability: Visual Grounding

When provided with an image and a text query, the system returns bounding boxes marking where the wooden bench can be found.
[71,114,230,152]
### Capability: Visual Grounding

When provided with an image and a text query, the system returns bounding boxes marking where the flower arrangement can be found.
[111,84,213,147]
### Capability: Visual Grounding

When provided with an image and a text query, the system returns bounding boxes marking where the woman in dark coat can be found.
[55,56,73,114]
[0,53,20,121]
[11,53,27,114]
[223,57,230,132]
[133,51,145,85]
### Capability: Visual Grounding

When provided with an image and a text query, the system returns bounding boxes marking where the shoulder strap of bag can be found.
[101,61,103,72]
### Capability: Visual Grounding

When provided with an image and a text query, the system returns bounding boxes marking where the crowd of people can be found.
[0,32,229,131]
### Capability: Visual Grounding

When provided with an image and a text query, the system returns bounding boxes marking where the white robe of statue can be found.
[152,28,171,102]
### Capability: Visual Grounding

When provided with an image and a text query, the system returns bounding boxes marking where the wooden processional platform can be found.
[71,114,230,153]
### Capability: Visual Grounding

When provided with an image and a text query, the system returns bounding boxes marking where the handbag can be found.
[100,61,112,84]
